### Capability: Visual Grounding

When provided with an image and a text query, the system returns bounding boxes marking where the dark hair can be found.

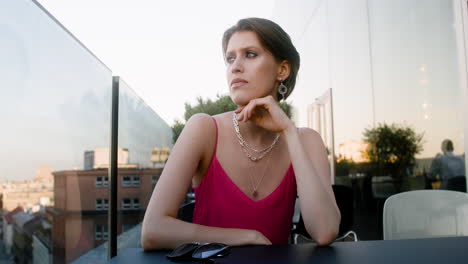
[222,17,300,100]
[442,139,454,152]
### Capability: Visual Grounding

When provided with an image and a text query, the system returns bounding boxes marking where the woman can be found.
[141,17,340,250]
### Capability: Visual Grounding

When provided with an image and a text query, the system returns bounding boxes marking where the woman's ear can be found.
[277,60,291,81]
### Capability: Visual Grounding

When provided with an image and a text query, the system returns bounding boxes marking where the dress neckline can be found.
[211,155,293,203]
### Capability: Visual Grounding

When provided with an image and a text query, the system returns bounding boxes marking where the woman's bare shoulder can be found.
[184,113,216,135]
[297,127,322,142]
[175,113,216,152]
[182,111,232,144]
[186,112,213,125]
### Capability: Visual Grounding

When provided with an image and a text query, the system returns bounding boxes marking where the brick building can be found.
[46,168,162,264]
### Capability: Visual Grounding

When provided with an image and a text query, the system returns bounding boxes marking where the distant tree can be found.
[184,95,237,122]
[362,123,424,182]
[171,119,185,145]
[172,95,292,143]
[335,157,355,177]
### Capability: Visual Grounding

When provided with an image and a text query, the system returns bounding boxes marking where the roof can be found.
[3,206,23,224]
[23,216,44,236]
[12,212,34,228]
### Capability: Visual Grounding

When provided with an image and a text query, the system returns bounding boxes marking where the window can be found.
[95,199,102,210]
[152,175,158,185]
[132,175,140,187]
[103,176,109,187]
[95,224,108,240]
[103,225,108,240]
[133,198,140,209]
[96,199,108,211]
[122,176,131,187]
[122,198,132,210]
[95,224,102,240]
[95,176,102,188]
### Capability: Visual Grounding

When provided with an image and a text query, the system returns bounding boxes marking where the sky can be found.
[1,0,466,182]
[38,0,277,126]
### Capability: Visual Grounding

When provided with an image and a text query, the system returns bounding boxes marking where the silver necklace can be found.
[232,112,280,162]
[248,153,273,198]
[233,113,280,153]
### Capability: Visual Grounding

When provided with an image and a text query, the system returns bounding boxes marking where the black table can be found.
[109,236,468,264]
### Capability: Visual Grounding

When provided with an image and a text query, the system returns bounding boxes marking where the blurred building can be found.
[84,147,136,170]
[2,206,23,255]
[338,140,369,163]
[151,147,170,168]
[12,212,38,264]
[1,166,54,211]
[83,151,95,170]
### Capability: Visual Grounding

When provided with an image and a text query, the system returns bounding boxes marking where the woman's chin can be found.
[230,96,251,107]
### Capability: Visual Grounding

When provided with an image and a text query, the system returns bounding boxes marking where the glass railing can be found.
[274,0,468,241]
[0,0,113,263]
[72,78,173,263]
[116,77,172,251]
[0,0,172,263]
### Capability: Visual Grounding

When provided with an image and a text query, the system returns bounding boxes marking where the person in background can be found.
[428,139,466,190]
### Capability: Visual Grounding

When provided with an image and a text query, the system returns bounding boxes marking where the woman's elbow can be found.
[141,228,158,251]
[315,228,339,246]
[315,217,340,246]
[141,221,165,251]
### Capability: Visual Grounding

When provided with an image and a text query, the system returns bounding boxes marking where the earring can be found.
[278,78,288,101]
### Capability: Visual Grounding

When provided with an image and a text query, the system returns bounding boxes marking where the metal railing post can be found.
[108,76,119,259]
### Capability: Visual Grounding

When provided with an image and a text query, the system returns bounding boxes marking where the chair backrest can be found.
[179,185,355,238]
[332,185,354,234]
[447,176,467,193]
[383,190,468,240]
[294,185,354,239]
[178,201,195,222]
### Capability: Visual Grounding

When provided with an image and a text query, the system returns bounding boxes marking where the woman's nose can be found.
[231,58,243,73]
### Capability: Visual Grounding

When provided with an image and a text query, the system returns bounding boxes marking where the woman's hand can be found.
[248,230,272,245]
[235,95,294,133]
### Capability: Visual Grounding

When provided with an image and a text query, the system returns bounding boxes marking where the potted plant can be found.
[362,123,424,192]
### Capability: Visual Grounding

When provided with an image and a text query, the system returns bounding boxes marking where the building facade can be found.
[47,168,161,264]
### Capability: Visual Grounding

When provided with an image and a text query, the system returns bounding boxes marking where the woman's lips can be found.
[231,81,248,88]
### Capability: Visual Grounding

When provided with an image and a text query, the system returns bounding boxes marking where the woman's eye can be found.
[226,56,235,63]
[246,52,257,58]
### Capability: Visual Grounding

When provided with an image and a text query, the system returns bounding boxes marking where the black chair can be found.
[447,176,467,193]
[291,185,358,243]
[178,201,195,222]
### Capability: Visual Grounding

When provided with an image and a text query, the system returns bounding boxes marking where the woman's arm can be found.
[283,127,341,246]
[236,95,340,246]
[141,114,271,250]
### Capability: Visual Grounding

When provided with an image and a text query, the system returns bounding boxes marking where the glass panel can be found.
[367,0,466,239]
[274,0,467,241]
[117,78,173,251]
[369,0,465,173]
[0,0,111,263]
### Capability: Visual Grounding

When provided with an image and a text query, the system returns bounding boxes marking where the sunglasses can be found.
[166,242,230,261]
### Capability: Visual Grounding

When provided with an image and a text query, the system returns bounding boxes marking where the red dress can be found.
[192,117,297,244]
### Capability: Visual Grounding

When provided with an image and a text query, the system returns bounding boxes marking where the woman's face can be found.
[225,31,280,106]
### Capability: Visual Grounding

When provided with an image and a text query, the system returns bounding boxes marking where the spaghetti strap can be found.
[211,117,218,156]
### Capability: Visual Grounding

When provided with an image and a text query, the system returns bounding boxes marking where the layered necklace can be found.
[232,112,280,198]
[232,112,280,162]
